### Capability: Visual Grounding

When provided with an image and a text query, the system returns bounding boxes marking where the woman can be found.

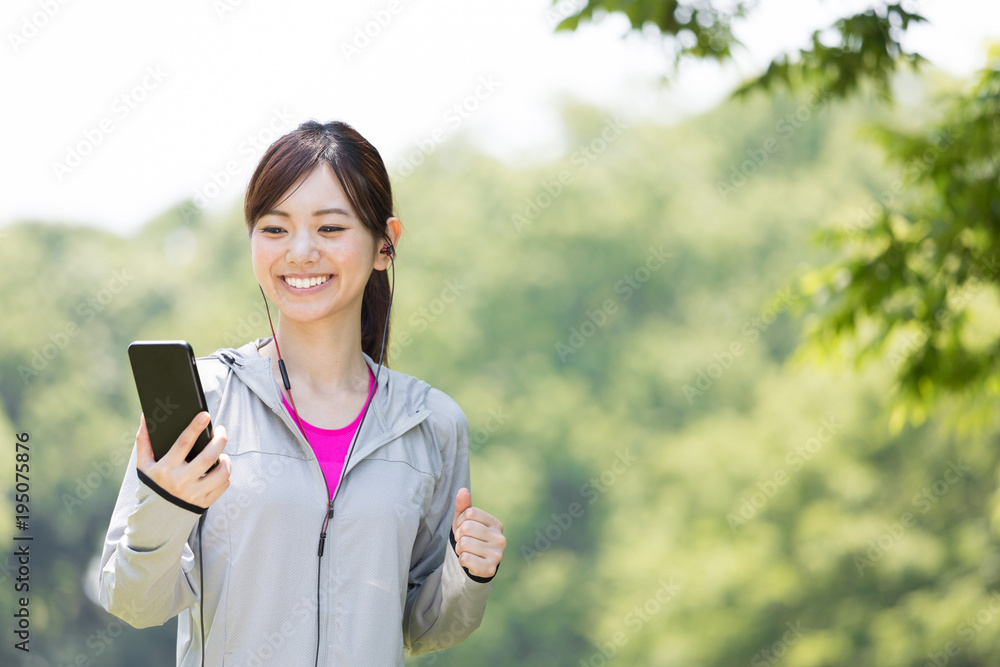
[98,120,506,666]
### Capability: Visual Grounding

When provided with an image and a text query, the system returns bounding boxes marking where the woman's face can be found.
[250,162,381,326]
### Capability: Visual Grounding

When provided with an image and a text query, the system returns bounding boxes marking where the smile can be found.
[282,275,333,289]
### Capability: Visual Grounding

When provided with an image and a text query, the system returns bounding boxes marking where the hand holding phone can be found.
[128,341,217,466]
[134,410,231,510]
[128,341,231,509]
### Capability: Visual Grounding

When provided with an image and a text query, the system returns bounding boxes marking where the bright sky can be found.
[2,0,997,234]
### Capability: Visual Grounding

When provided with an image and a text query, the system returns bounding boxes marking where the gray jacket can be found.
[98,338,493,666]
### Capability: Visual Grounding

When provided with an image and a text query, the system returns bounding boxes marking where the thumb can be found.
[135,413,154,472]
[453,487,472,529]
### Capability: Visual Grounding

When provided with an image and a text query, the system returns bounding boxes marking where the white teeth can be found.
[285,275,330,289]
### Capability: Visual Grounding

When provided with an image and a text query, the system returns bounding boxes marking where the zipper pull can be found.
[317,503,334,557]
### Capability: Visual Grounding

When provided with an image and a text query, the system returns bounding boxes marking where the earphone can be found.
[197,237,395,667]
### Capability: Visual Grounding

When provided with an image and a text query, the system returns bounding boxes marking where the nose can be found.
[285,227,319,265]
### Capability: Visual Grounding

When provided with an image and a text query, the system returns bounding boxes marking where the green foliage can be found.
[555,1,927,100]
[794,51,1000,436]
[735,3,928,101]
[560,1,1000,443]
[553,0,753,64]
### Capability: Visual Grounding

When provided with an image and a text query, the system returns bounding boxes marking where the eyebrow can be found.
[265,207,352,218]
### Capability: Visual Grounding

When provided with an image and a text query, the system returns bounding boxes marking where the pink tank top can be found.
[281,366,375,499]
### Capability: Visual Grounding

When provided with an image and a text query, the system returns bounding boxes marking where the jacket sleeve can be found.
[402,390,494,655]
[97,440,203,628]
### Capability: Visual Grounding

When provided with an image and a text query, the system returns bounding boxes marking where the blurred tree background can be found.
[3,1,1000,665]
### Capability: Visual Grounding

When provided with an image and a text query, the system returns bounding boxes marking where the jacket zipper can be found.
[222,351,434,664]
[318,502,334,556]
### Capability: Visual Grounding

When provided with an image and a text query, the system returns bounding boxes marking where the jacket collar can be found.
[209,337,434,485]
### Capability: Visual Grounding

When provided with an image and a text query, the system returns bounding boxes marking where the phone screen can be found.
[128,340,218,471]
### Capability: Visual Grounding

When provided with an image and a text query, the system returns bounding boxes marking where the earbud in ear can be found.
[380,242,394,257]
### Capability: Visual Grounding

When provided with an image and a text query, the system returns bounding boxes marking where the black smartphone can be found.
[128,340,218,472]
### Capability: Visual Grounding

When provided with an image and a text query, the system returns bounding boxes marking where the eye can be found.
[320,225,345,233]
[259,225,284,234]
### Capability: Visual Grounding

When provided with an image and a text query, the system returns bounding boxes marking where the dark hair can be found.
[244,120,396,366]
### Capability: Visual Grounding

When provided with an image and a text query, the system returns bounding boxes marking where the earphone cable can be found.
[198,513,206,666]
[256,245,395,667]
[200,241,395,666]
[201,244,396,667]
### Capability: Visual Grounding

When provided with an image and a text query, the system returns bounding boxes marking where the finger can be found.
[454,507,501,531]
[164,412,211,465]
[192,425,227,477]
[199,482,229,509]
[454,520,498,543]
[454,527,507,564]
[457,551,497,578]
[135,413,154,471]
[198,454,232,507]
[453,487,472,527]
[199,450,231,490]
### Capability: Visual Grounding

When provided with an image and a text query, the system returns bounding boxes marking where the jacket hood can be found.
[202,336,436,490]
